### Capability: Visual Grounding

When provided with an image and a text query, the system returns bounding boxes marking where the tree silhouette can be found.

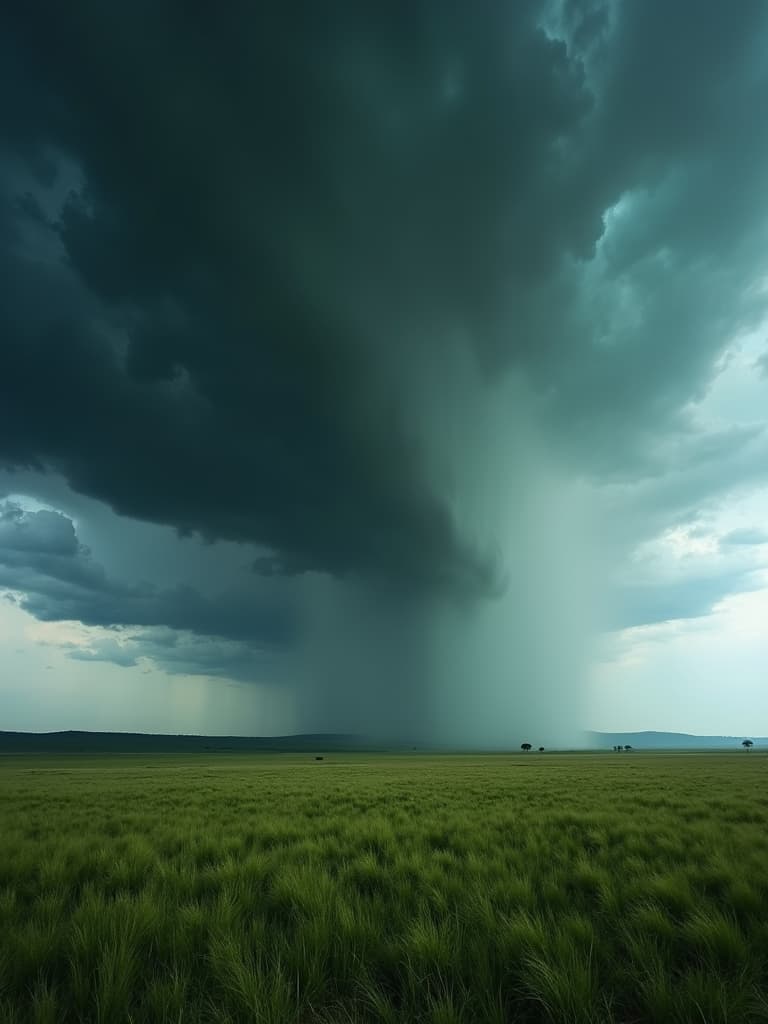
[742,739,754,752]
[521,743,532,752]
[538,747,545,752]
[624,745,632,751]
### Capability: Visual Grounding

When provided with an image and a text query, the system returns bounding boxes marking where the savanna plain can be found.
[0,751,766,1023]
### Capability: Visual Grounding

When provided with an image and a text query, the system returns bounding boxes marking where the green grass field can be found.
[0,751,766,1023]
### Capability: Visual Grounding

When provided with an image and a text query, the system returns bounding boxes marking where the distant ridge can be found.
[0,731,371,754]
[589,730,763,750]
[0,730,762,755]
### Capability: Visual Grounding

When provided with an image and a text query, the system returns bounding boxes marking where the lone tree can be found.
[742,739,754,752]
[624,745,632,751]
[538,747,545,752]
[521,743,532,752]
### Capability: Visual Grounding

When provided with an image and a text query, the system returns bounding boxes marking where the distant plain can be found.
[1,752,766,1022]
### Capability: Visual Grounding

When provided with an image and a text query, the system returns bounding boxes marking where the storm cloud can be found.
[2,2,768,740]
[0,502,292,671]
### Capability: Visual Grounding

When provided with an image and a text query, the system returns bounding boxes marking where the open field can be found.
[0,752,766,1023]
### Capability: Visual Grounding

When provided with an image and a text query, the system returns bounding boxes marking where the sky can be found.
[1,1,768,744]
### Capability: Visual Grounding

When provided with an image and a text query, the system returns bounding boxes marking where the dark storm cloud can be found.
[6,0,593,595]
[1,0,768,606]
[0,503,292,651]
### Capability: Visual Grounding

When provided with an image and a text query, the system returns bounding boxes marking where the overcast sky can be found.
[2,1,768,742]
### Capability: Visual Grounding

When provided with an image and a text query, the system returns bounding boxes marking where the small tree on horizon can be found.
[742,739,754,752]
[624,745,632,751]
[538,747,545,752]
[521,743,532,752]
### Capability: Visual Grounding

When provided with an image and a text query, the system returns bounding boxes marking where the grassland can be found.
[0,751,766,1023]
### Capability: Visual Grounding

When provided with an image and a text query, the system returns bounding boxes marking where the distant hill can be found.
[589,731,763,750]
[0,731,370,754]
[0,729,762,755]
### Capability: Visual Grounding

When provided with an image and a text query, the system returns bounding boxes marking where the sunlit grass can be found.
[0,752,766,1021]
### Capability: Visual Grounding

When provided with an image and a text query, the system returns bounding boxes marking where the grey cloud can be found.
[595,428,768,563]
[1,2,766,602]
[608,569,763,632]
[0,0,768,733]
[0,503,78,555]
[66,628,265,682]
[66,637,139,670]
[720,527,768,547]
[0,502,293,658]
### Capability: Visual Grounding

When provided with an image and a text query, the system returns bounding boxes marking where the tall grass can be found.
[0,752,766,1021]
